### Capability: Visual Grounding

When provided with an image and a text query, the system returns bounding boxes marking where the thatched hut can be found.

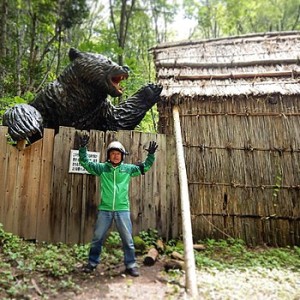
[151,31,300,246]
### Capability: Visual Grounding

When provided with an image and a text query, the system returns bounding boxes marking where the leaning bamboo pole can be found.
[172,105,198,297]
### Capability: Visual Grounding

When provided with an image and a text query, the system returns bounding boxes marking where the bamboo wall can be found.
[158,95,300,247]
[0,126,179,244]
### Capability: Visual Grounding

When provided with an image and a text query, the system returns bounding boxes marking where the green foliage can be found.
[183,0,300,39]
[0,225,87,278]
[58,0,89,29]
[0,224,90,297]
[136,107,159,133]
[2,0,300,107]
[32,243,78,276]
[194,238,300,271]
[164,237,300,271]
[138,228,160,247]
[1,0,90,97]
[0,95,31,123]
[165,238,184,255]
[101,231,124,264]
[105,231,121,248]
[72,243,90,260]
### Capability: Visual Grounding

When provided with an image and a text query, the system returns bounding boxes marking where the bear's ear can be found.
[69,48,82,61]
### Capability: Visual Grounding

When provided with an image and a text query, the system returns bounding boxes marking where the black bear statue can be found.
[3,48,163,142]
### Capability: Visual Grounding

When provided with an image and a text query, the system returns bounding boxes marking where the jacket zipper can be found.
[112,168,116,210]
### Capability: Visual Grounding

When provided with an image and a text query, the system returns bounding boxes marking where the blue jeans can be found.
[88,210,136,269]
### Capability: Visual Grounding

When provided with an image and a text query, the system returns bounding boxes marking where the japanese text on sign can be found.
[69,150,100,174]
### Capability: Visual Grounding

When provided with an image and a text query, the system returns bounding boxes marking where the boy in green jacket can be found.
[79,135,158,277]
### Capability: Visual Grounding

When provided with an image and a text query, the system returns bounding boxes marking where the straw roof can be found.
[151,31,300,98]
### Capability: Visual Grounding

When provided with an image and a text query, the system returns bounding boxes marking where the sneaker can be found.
[82,263,96,273]
[125,267,139,277]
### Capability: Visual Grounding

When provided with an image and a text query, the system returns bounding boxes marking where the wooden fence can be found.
[0,126,179,244]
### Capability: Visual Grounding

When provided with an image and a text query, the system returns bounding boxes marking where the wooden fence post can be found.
[172,105,198,298]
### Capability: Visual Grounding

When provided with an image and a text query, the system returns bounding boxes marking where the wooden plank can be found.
[105,131,118,147]
[0,126,8,225]
[66,129,82,244]
[4,143,20,234]
[49,129,66,242]
[50,127,74,242]
[17,139,43,239]
[36,128,55,242]
[80,174,90,243]
[67,174,82,243]
[62,127,81,244]
[140,132,155,233]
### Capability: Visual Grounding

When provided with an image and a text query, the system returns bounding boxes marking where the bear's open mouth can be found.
[111,74,129,94]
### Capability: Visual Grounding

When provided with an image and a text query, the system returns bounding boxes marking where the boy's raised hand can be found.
[80,134,90,148]
[146,141,158,154]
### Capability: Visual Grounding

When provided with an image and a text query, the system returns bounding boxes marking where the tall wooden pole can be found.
[172,105,198,297]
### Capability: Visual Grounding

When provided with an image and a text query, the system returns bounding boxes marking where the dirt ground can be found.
[55,258,300,300]
[3,252,298,299]
[58,258,186,300]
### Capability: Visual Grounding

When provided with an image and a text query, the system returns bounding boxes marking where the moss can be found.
[133,236,147,253]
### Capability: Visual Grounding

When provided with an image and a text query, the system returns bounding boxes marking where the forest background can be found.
[0,0,300,133]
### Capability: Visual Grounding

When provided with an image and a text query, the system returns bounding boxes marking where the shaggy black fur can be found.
[3,48,162,142]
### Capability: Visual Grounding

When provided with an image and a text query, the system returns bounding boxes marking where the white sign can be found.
[69,150,100,174]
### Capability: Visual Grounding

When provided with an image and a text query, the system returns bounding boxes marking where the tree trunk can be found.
[156,239,164,253]
[0,0,8,97]
[109,0,136,104]
[193,244,206,251]
[143,248,159,266]
[27,10,38,91]
[171,251,184,261]
[164,259,185,272]
[0,0,7,58]
[16,6,22,96]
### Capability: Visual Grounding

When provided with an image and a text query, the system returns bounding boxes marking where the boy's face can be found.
[109,150,122,166]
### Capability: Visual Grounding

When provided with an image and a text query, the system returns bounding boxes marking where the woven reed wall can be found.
[158,94,300,246]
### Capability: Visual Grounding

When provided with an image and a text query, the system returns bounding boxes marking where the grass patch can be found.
[1,224,300,298]
[165,238,300,271]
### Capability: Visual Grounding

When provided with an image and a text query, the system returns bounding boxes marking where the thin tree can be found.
[109,0,136,67]
[0,0,8,97]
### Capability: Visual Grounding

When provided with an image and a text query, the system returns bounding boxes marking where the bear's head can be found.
[68,48,129,97]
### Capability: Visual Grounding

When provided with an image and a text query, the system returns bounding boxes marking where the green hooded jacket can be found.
[79,147,155,211]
